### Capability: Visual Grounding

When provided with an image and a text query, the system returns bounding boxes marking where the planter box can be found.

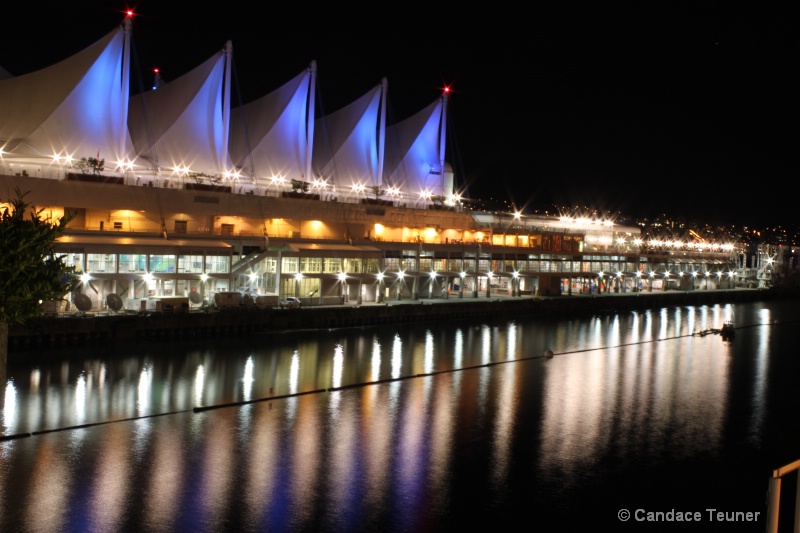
[66,173,124,185]
[282,192,321,200]
[185,183,232,193]
[361,198,394,206]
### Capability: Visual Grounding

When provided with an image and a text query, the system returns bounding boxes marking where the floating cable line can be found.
[2,320,783,440]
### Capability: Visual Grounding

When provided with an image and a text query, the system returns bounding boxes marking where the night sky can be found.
[1,2,794,226]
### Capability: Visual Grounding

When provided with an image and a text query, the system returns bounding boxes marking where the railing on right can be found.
[766,458,800,533]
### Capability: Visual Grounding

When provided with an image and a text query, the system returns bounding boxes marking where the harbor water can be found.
[1,298,800,532]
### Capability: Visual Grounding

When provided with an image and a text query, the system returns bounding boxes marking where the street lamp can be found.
[338,272,347,302]
[486,271,493,298]
[377,272,384,303]
[459,271,466,299]
[512,271,519,297]
[429,270,437,299]
[294,272,303,298]
[396,270,405,300]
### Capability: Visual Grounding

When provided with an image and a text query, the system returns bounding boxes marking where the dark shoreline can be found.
[9,287,800,355]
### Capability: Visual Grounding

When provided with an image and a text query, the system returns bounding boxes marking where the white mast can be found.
[305,60,317,182]
[377,77,388,187]
[119,17,131,161]
[221,40,233,176]
[438,91,448,196]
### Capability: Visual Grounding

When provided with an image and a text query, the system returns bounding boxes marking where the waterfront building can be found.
[0,16,741,313]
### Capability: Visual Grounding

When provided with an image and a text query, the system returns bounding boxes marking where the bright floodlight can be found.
[200,273,209,282]
[338,272,347,282]
[80,272,91,283]
[429,271,437,279]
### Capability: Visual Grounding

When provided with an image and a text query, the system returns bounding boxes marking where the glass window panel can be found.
[178,255,204,273]
[205,255,230,274]
[281,257,299,274]
[120,254,147,273]
[87,253,115,273]
[149,255,176,273]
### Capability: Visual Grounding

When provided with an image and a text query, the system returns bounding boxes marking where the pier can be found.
[8,287,798,355]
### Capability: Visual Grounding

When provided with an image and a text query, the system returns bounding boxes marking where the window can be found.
[149,254,176,273]
[174,220,187,234]
[119,254,146,272]
[87,253,115,273]
[178,255,204,273]
[205,255,230,273]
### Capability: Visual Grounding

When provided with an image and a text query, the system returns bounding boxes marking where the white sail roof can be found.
[128,44,231,177]
[313,83,383,190]
[384,98,446,197]
[0,24,133,163]
[229,67,311,185]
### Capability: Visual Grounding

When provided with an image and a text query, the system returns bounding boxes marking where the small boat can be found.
[720,321,735,340]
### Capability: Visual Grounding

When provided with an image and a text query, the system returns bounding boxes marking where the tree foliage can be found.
[0,189,78,324]
[369,185,386,199]
[290,179,309,193]
[73,156,105,175]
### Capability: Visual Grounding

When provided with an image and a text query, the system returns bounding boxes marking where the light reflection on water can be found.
[1,301,798,531]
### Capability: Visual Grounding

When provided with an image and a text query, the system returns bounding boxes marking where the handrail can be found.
[766,458,800,533]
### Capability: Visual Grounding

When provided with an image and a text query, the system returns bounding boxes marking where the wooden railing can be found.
[766,458,800,533]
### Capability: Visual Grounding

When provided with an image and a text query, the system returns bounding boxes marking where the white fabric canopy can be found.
[229,68,311,185]
[128,46,231,177]
[0,25,133,163]
[384,98,446,196]
[313,84,383,190]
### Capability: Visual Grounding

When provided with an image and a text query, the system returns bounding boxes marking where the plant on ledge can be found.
[291,179,309,193]
[73,156,105,175]
[188,172,221,185]
[369,185,386,200]
[431,195,446,207]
